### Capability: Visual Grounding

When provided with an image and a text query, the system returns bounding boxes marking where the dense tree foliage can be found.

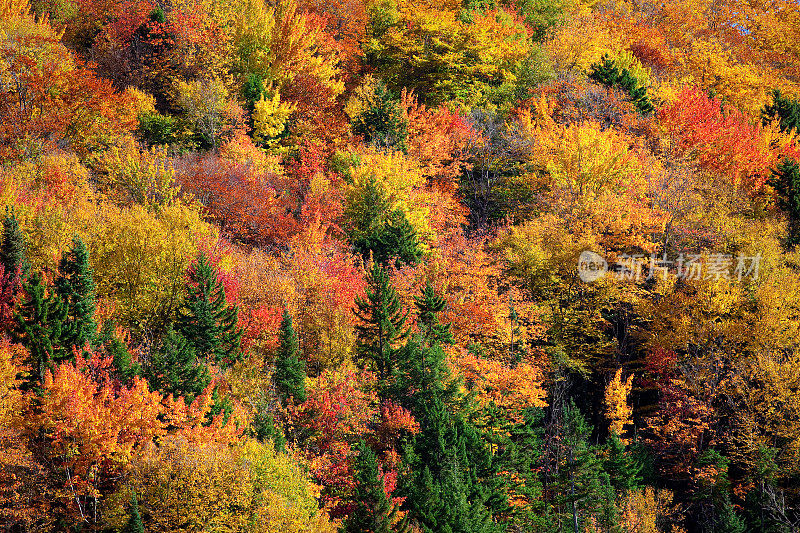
[2,0,800,530]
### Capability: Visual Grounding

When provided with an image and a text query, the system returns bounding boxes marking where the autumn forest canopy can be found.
[1,0,800,531]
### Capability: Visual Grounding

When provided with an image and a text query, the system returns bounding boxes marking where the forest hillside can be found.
[1,0,800,531]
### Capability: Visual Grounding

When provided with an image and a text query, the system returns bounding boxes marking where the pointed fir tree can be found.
[176,252,243,366]
[123,491,145,533]
[347,178,422,268]
[351,81,408,152]
[354,263,409,387]
[762,89,800,134]
[343,442,410,533]
[96,320,140,381]
[401,366,503,533]
[589,55,653,114]
[770,158,800,248]
[495,405,547,527]
[414,284,454,347]
[14,272,70,385]
[145,328,210,404]
[0,209,27,278]
[56,236,97,352]
[604,432,642,493]
[0,210,26,329]
[555,400,615,533]
[273,308,307,404]
[717,496,747,533]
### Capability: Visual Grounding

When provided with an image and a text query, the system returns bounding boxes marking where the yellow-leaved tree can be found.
[605,368,634,444]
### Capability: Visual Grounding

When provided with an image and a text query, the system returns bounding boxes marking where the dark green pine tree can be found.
[14,272,70,385]
[145,328,210,404]
[176,253,243,366]
[555,400,619,533]
[400,352,503,533]
[98,320,140,381]
[273,308,307,404]
[0,209,27,278]
[56,236,97,352]
[604,432,642,493]
[352,81,408,153]
[397,324,504,532]
[414,284,454,347]
[123,491,145,533]
[770,158,800,248]
[346,178,422,268]
[376,210,423,268]
[354,263,409,387]
[494,405,548,529]
[0,211,25,329]
[589,55,622,88]
[762,89,800,134]
[589,55,654,115]
[343,442,410,533]
[717,496,746,533]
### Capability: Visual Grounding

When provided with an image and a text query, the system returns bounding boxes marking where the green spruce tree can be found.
[176,253,243,366]
[145,328,210,404]
[273,308,307,404]
[762,89,800,134]
[354,263,409,387]
[414,284,454,347]
[123,491,145,533]
[343,442,410,533]
[352,81,408,152]
[346,178,422,268]
[770,158,800,248]
[401,347,503,533]
[604,432,642,493]
[14,272,70,385]
[0,209,27,277]
[589,55,654,114]
[555,400,619,533]
[56,236,97,352]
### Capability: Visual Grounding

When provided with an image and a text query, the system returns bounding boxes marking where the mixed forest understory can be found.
[2,0,800,531]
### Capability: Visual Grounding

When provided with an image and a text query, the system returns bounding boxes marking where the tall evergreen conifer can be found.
[176,253,243,366]
[343,442,409,533]
[770,158,800,248]
[145,328,210,403]
[123,491,145,533]
[354,263,409,386]
[0,210,27,278]
[273,308,307,404]
[56,237,97,351]
[14,273,70,385]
